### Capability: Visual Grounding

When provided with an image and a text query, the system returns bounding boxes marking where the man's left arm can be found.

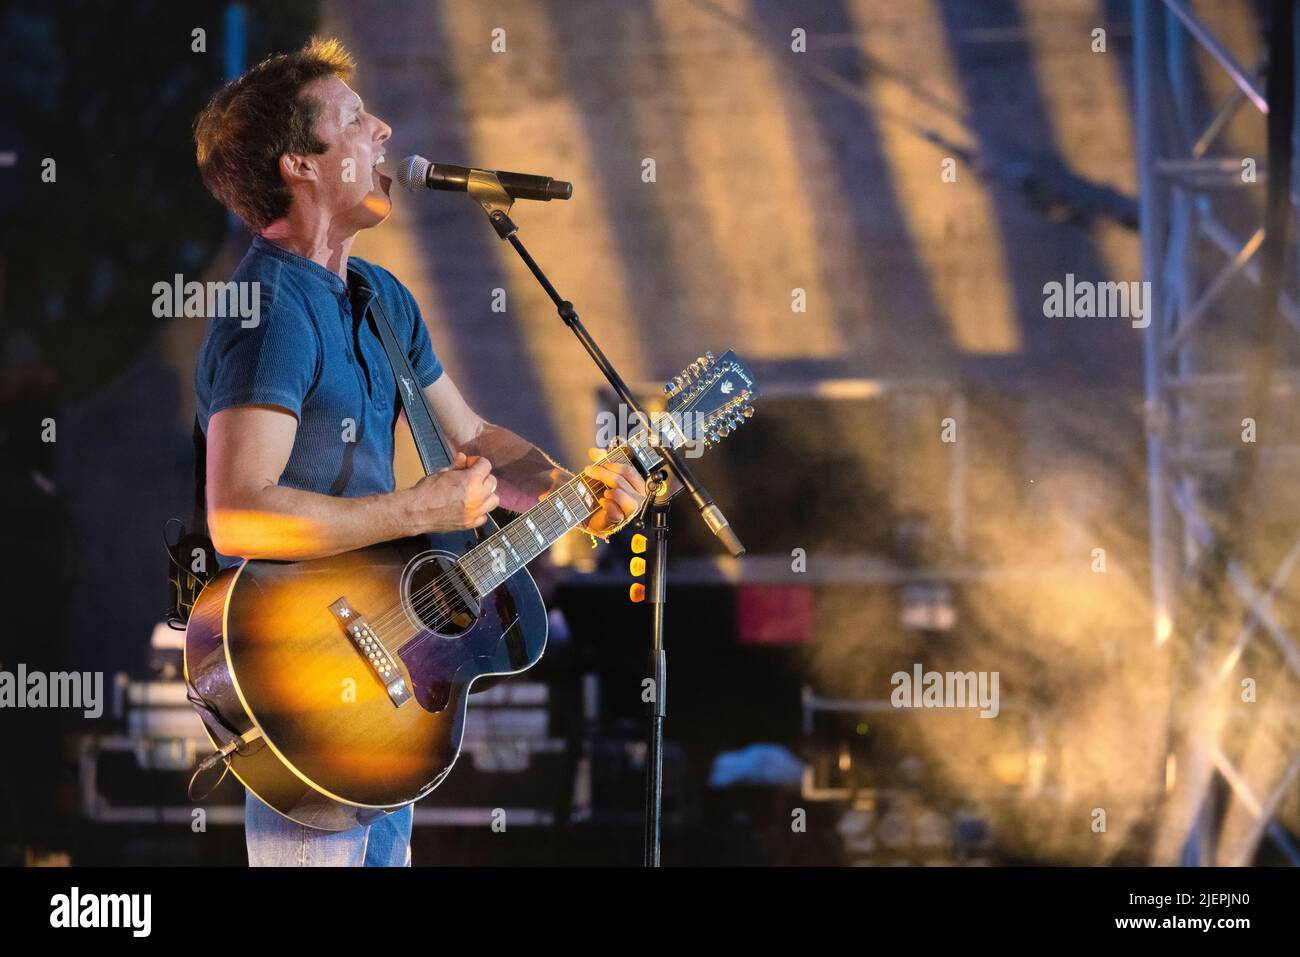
[422,375,646,535]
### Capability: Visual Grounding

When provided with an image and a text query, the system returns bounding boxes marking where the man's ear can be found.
[279,152,318,186]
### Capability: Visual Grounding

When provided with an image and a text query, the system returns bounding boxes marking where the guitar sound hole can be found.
[405,554,480,637]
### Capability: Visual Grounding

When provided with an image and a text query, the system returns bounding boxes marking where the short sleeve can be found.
[198,276,320,425]
[402,286,444,389]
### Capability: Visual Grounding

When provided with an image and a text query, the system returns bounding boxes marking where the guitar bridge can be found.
[329,597,412,707]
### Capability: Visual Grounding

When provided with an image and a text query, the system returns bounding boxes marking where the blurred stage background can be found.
[1,0,1297,866]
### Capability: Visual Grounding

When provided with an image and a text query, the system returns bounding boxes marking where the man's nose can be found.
[374,116,392,143]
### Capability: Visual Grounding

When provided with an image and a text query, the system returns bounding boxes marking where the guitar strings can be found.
[361,491,589,653]
[357,445,637,652]
[363,445,634,644]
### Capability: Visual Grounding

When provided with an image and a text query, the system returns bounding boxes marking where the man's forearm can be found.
[209,484,418,561]
[210,423,569,561]
[459,422,569,512]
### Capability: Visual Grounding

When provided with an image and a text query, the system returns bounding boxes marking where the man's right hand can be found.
[405,451,500,532]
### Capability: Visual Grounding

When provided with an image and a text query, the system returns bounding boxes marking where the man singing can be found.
[192,37,646,866]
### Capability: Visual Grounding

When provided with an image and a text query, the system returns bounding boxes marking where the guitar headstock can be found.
[663,350,758,449]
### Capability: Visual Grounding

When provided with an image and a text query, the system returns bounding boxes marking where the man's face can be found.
[297,75,393,230]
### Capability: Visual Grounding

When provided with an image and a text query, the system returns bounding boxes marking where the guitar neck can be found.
[455,431,667,596]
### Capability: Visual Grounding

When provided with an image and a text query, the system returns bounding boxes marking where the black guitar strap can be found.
[366,289,454,474]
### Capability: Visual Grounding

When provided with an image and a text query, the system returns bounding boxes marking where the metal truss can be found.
[1135,0,1300,866]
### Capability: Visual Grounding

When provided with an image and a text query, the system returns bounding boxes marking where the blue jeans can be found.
[244,791,413,866]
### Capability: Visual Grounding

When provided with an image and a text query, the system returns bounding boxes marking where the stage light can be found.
[629,535,647,602]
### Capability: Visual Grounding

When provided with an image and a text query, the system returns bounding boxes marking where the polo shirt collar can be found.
[250,235,371,297]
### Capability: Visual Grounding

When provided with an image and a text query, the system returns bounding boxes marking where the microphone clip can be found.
[467,169,518,239]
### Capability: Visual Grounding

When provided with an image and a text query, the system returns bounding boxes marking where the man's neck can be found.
[260,210,356,281]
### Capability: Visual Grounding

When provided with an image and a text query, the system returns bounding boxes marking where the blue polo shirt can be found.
[195,235,444,498]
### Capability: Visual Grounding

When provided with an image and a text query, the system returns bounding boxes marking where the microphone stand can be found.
[462,173,745,866]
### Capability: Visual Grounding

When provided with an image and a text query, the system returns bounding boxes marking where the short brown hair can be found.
[195,37,356,231]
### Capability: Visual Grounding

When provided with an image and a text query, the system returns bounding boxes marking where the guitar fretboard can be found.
[456,436,662,596]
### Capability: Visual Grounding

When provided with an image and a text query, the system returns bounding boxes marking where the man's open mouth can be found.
[373,153,391,192]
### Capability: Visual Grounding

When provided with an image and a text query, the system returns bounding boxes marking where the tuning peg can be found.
[663,381,676,395]
[742,405,754,418]
[705,351,715,363]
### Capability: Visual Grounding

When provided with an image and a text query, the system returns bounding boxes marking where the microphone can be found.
[395,155,572,202]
